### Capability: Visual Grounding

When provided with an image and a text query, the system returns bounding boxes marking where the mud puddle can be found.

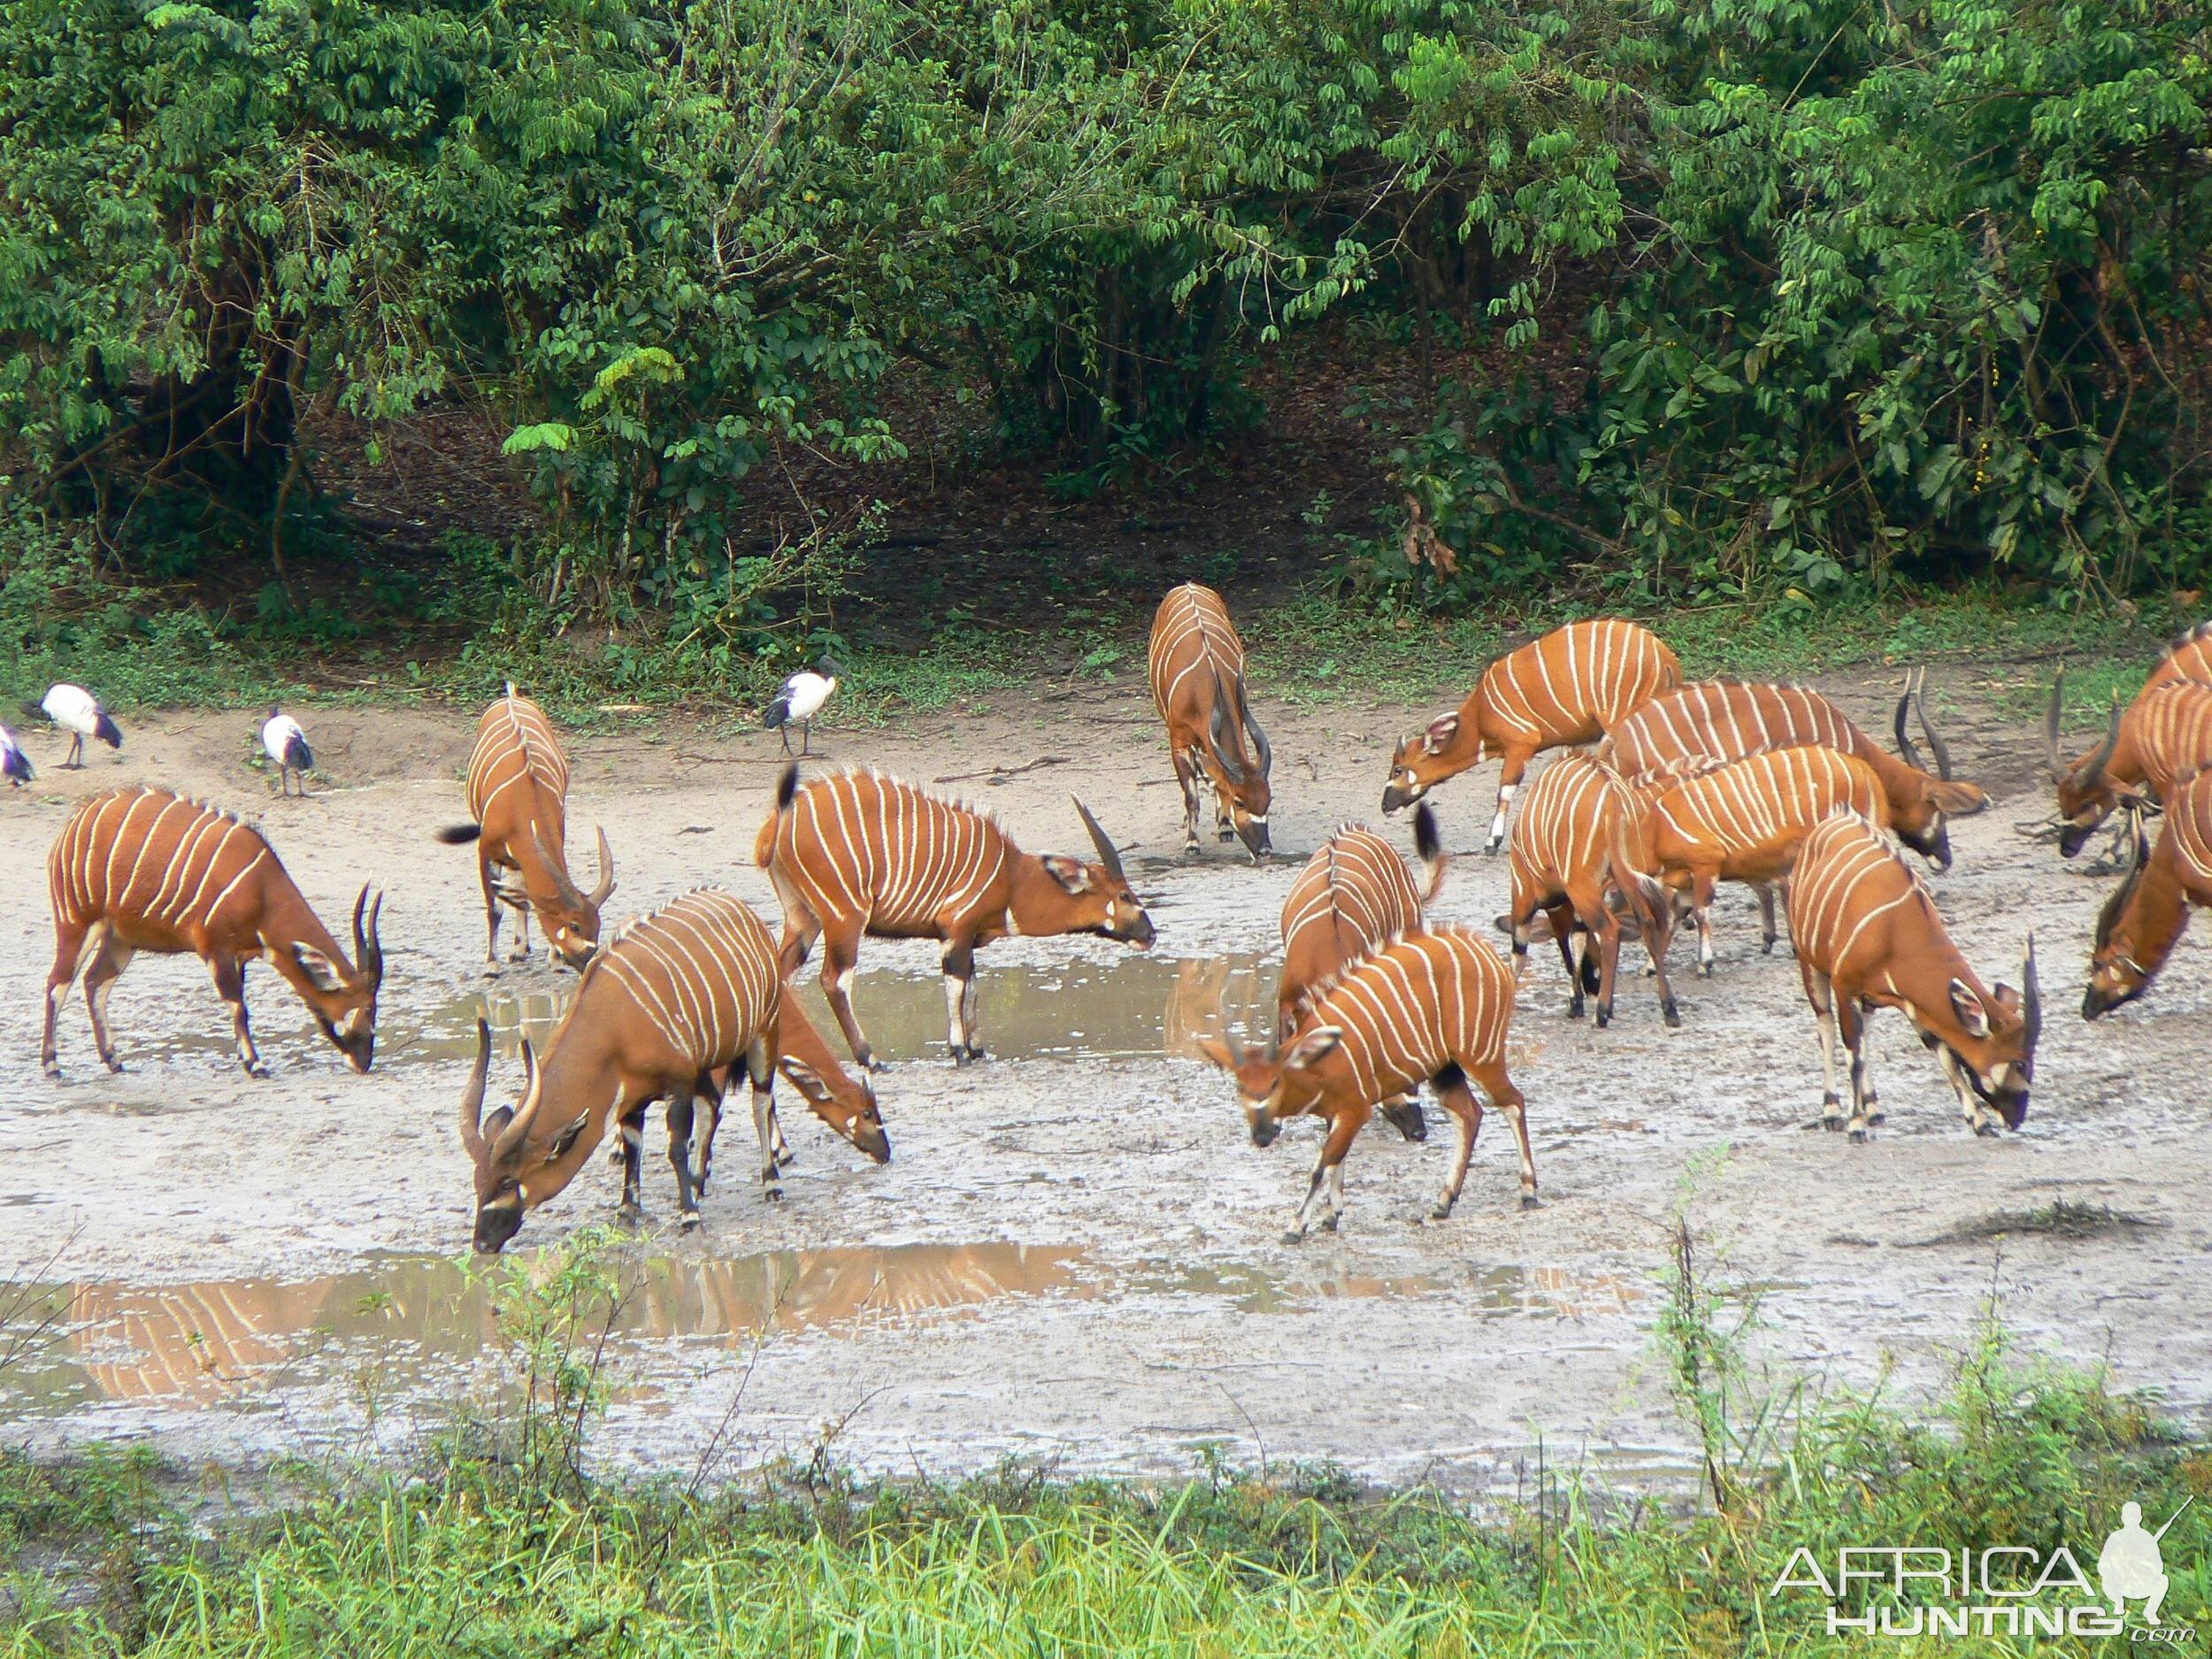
[0,1248,1643,1428]
[396,952,1279,1067]
[0,1243,1089,1416]
[1128,1260,1647,1318]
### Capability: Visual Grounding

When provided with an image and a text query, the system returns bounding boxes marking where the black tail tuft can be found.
[287,736,314,771]
[1413,803,1441,864]
[93,712,121,748]
[434,823,483,846]
[1578,941,1602,995]
[775,762,801,810]
[763,695,792,730]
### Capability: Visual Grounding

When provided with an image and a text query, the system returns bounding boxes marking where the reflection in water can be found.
[29,1244,1087,1410]
[2,1248,1644,1416]
[402,987,578,1064]
[410,954,1279,1068]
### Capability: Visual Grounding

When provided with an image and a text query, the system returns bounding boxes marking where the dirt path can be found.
[0,667,2204,1491]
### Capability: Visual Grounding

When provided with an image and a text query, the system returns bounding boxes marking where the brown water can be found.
[398,952,1279,1068]
[0,1248,1643,1418]
[0,1243,1089,1415]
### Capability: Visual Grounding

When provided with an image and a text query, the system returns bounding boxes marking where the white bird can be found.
[34,684,121,769]
[260,706,315,795]
[0,725,31,787]
[764,662,839,756]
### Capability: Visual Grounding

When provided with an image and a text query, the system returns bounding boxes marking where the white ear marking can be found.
[1948,978,1990,1038]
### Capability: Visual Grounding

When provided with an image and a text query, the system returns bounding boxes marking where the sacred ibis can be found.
[764,662,839,756]
[260,707,315,795]
[35,684,121,769]
[0,725,30,787]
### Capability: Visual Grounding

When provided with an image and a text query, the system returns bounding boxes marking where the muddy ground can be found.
[0,665,2204,1494]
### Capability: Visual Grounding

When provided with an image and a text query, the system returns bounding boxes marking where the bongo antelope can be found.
[2047,677,2212,856]
[259,708,314,796]
[1506,752,1678,1027]
[1198,926,1532,1240]
[756,765,1155,1069]
[1610,746,1890,981]
[435,686,614,971]
[764,662,838,757]
[1381,618,1680,853]
[457,887,784,1253]
[1597,672,1985,871]
[615,991,891,1187]
[2049,621,2212,856]
[1148,583,1272,858]
[42,787,383,1076]
[1277,804,1447,1141]
[35,684,121,769]
[1787,811,2039,1138]
[2083,766,2212,1018]
[764,993,891,1163]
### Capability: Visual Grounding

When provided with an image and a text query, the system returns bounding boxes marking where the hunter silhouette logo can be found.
[2100,1497,2191,1626]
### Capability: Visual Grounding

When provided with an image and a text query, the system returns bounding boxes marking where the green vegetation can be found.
[0,495,2185,726]
[2,0,2205,691]
[1,1228,2205,1655]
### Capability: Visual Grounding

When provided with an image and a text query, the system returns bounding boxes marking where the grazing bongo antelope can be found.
[42,787,384,1077]
[456,887,784,1254]
[1611,746,1890,981]
[763,993,891,1164]
[1198,927,1532,1240]
[1148,583,1272,858]
[616,992,890,1191]
[1788,811,2040,1139]
[757,766,1155,1069]
[2047,678,2212,856]
[435,687,615,971]
[1276,804,1447,1141]
[2049,621,2212,855]
[2082,766,2212,1018]
[1597,672,1986,872]
[1381,618,1680,853]
[1506,753,1678,1028]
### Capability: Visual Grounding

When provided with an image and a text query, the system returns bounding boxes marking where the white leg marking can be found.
[943,973,965,1053]
[751,1083,782,1200]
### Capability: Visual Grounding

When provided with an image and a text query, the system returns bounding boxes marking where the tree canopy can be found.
[4,0,2208,618]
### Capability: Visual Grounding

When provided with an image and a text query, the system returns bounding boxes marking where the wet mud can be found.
[0,675,2206,1492]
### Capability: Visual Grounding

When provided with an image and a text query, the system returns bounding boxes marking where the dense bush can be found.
[2,0,2207,628]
